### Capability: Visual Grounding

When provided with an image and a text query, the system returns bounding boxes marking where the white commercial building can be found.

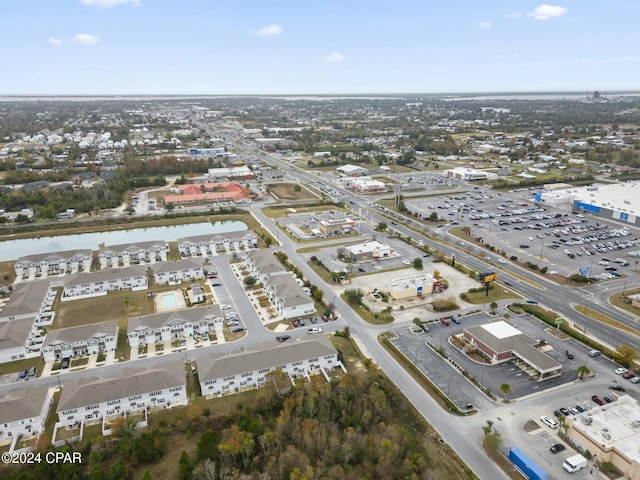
[336,164,369,177]
[57,361,187,428]
[444,167,498,182]
[345,240,392,262]
[198,336,343,397]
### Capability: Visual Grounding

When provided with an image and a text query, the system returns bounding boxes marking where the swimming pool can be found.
[161,293,179,309]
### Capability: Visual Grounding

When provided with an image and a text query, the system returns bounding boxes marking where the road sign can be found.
[555,318,563,325]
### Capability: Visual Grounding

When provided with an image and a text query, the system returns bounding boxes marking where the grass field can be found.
[56,289,157,329]
[266,182,318,200]
[0,260,15,289]
[462,285,523,304]
[261,204,348,218]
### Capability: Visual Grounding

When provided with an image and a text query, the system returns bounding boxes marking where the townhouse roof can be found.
[58,360,186,412]
[64,265,147,286]
[177,231,255,245]
[100,241,167,254]
[0,316,35,349]
[43,320,118,347]
[151,258,203,275]
[127,305,222,334]
[15,249,92,265]
[0,386,51,424]
[198,336,337,381]
[0,280,51,320]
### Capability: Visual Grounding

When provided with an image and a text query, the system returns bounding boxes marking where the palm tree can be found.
[490,301,498,314]
[577,365,591,380]
[499,383,512,403]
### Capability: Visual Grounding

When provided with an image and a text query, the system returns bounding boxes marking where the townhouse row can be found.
[1,337,343,448]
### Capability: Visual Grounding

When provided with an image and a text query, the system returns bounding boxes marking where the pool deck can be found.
[154,290,187,313]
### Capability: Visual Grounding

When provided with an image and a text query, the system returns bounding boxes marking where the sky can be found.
[0,0,638,95]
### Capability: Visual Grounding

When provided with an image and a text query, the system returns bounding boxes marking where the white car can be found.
[496,258,507,264]
[540,415,558,429]
[308,327,323,334]
[374,265,382,270]
[402,260,411,265]
[220,304,231,310]
[614,367,628,375]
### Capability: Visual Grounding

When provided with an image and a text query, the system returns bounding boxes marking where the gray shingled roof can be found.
[177,231,253,245]
[1,280,51,320]
[43,320,118,347]
[0,316,36,348]
[57,360,186,412]
[127,305,222,333]
[64,265,146,286]
[15,249,92,265]
[151,258,203,274]
[197,336,337,382]
[0,386,51,424]
[100,241,167,254]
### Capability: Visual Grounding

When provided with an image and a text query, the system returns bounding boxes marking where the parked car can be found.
[630,377,640,384]
[291,319,299,328]
[575,405,585,413]
[553,410,563,418]
[440,318,450,326]
[451,316,460,324]
[358,268,366,272]
[550,443,566,454]
[28,366,36,377]
[559,407,571,416]
[211,283,222,286]
[588,349,601,357]
[592,395,604,406]
[623,372,635,379]
[61,358,70,369]
[566,350,574,359]
[603,396,614,404]
[276,335,291,343]
[540,415,558,428]
[610,384,626,392]
[220,304,231,310]
[19,369,28,379]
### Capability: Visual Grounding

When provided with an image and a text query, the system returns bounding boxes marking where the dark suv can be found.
[276,335,291,343]
[609,384,626,392]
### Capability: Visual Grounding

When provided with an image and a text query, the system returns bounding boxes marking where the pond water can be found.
[0,221,248,261]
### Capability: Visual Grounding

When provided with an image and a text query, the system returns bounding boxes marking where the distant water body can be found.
[0,221,247,262]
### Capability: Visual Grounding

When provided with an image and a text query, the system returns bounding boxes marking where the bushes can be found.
[432,298,459,312]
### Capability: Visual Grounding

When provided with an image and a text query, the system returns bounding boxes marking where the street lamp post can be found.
[539,237,545,260]
[622,275,628,296]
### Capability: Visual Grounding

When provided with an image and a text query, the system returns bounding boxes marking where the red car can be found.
[591,395,604,406]
[623,372,635,379]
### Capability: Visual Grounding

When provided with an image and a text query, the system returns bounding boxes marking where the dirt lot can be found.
[344,262,480,322]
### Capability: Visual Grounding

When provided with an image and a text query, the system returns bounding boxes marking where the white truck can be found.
[562,453,588,473]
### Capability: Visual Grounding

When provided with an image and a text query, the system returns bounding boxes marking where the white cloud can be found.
[48,37,63,48]
[324,52,345,63]
[478,21,492,29]
[528,4,568,20]
[612,56,640,63]
[79,0,141,7]
[71,34,100,45]
[504,12,521,19]
[256,24,283,37]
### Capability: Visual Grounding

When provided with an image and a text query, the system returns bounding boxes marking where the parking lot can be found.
[390,309,590,411]
[406,189,639,278]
